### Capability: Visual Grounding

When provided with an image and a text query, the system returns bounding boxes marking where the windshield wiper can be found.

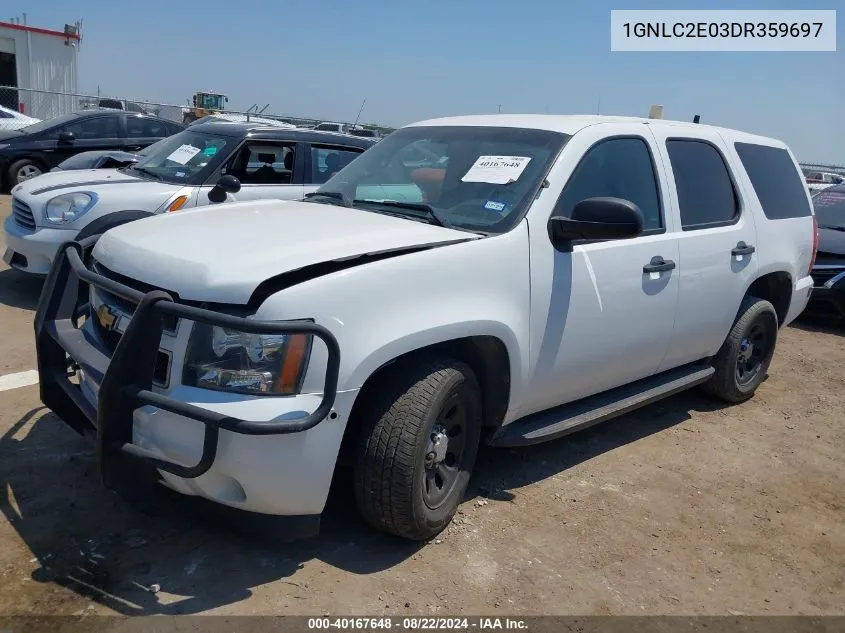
[304,191,350,206]
[352,199,454,229]
[129,165,162,181]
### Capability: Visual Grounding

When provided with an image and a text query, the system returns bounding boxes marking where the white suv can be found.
[34,114,817,541]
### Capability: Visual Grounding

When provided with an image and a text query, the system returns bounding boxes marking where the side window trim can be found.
[550,134,667,242]
[665,136,743,232]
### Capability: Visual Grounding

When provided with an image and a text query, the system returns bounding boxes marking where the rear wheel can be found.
[702,296,778,403]
[8,159,43,186]
[354,357,482,540]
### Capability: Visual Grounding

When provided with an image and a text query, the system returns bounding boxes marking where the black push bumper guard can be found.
[34,240,340,491]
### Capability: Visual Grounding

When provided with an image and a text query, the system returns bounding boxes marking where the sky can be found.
[4,0,843,163]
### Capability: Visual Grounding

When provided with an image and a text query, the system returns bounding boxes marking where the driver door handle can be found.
[643,256,676,274]
[731,241,756,256]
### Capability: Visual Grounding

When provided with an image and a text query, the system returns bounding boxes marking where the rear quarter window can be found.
[734,142,812,220]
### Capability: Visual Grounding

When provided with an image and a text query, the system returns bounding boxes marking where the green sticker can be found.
[203,146,218,156]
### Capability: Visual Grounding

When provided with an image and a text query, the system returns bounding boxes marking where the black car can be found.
[0,110,183,190]
[806,184,845,319]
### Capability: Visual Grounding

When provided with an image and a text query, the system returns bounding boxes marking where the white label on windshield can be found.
[462,156,531,185]
[166,144,201,165]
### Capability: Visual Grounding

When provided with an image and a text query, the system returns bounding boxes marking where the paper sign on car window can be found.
[166,144,201,165]
[462,156,531,185]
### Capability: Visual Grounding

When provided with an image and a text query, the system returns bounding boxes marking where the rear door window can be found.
[666,140,739,230]
[126,116,169,138]
[734,142,812,220]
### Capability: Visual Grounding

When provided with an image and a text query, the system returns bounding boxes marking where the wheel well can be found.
[337,336,511,465]
[746,272,792,326]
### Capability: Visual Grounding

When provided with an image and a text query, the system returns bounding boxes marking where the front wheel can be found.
[8,159,43,186]
[702,296,778,403]
[354,357,482,540]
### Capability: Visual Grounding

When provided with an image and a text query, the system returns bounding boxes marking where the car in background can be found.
[804,170,844,193]
[3,123,375,274]
[805,184,845,319]
[0,105,41,131]
[313,122,350,134]
[348,127,381,140]
[0,110,184,190]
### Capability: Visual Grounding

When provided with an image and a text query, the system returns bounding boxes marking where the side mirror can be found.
[547,197,644,248]
[208,174,241,204]
[58,131,75,143]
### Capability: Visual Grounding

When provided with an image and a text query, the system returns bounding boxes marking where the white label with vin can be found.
[461,156,532,185]
[166,144,201,165]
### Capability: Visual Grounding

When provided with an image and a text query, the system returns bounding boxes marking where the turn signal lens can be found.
[168,196,188,212]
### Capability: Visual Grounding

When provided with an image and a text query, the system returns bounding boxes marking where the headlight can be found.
[45,192,98,224]
[182,321,312,395]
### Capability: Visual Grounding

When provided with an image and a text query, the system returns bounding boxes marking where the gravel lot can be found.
[0,193,843,617]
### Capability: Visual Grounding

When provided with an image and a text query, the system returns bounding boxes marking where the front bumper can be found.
[35,240,343,530]
[3,214,74,274]
[807,266,845,318]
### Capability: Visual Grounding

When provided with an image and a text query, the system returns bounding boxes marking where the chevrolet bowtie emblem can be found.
[96,304,118,330]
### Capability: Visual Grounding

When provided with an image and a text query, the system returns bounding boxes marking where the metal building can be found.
[0,18,80,119]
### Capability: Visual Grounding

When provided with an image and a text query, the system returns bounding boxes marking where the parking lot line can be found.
[0,369,39,391]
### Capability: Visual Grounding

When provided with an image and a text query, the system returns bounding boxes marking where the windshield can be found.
[311,125,568,233]
[813,186,845,228]
[126,129,231,185]
[199,94,225,110]
[18,113,79,135]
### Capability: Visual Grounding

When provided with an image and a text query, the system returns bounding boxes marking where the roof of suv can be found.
[189,121,377,148]
[408,114,786,148]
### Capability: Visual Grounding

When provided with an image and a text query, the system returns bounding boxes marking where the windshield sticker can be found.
[462,156,532,185]
[166,144,201,165]
[484,200,506,212]
[203,146,218,157]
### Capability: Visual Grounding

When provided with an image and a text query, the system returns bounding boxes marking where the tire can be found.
[8,159,43,186]
[701,296,779,403]
[354,357,482,541]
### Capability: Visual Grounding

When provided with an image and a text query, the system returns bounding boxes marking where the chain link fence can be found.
[0,86,395,135]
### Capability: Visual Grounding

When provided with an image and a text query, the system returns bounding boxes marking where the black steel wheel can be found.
[354,357,482,540]
[702,295,778,403]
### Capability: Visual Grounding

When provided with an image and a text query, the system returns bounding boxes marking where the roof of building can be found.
[0,21,81,40]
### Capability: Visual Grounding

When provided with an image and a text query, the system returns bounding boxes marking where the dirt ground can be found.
[0,193,843,617]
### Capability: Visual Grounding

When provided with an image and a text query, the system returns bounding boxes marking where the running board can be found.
[488,364,715,447]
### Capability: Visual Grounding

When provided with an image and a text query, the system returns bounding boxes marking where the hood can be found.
[93,199,478,304]
[12,168,186,211]
[0,129,24,142]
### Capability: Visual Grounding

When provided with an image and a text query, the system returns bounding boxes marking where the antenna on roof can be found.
[693,114,701,124]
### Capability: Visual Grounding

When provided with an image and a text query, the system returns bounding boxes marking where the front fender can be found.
[347,318,523,400]
[255,222,533,421]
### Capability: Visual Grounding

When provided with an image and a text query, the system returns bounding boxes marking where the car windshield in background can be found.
[311,125,569,234]
[125,130,230,185]
[813,186,845,229]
